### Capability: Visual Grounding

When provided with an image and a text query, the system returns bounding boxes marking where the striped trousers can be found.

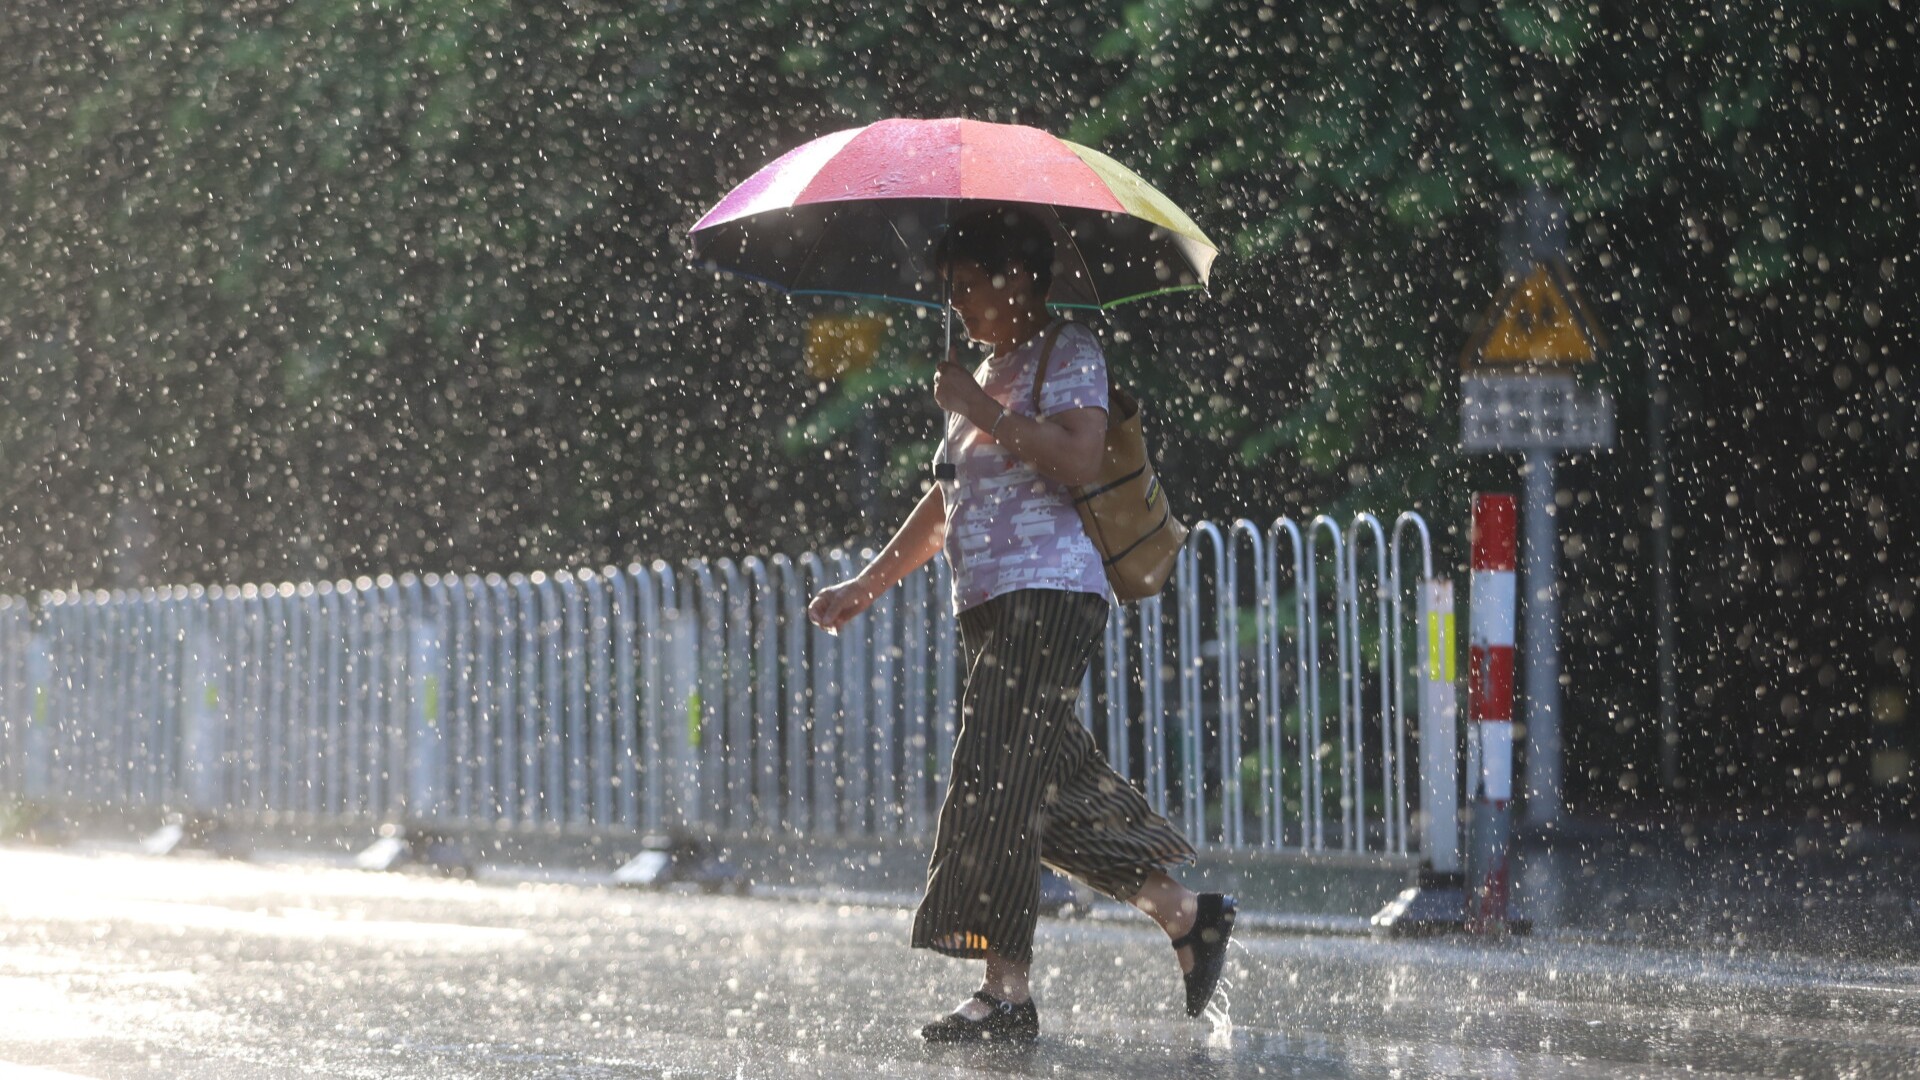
[911,588,1196,965]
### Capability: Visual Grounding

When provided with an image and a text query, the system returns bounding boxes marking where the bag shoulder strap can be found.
[1026,319,1073,415]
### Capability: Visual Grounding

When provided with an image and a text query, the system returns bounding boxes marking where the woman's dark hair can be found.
[933,206,1055,297]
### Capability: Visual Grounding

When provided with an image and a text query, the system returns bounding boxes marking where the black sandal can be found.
[920,990,1040,1043]
[1170,893,1237,1017]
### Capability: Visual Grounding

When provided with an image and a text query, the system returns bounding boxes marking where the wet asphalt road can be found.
[1,846,1916,1079]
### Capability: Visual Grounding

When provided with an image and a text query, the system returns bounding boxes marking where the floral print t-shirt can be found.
[935,320,1112,614]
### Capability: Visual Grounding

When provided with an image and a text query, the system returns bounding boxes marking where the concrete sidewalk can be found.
[1515,814,1920,959]
[13,801,1920,959]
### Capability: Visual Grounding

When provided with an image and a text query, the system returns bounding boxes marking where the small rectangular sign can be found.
[1461,373,1614,452]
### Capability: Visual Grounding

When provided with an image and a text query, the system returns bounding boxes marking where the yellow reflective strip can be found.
[1427,611,1442,682]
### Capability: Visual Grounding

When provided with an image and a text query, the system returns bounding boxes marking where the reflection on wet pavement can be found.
[1,847,1915,1078]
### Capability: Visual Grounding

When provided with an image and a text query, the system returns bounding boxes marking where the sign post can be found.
[1459,187,1612,829]
[1377,189,1609,938]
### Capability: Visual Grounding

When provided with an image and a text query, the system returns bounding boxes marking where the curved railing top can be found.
[1306,513,1344,549]
[1184,520,1231,570]
[5,513,1437,615]
[1391,511,1436,583]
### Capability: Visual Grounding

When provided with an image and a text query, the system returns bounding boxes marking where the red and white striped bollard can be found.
[1466,494,1523,933]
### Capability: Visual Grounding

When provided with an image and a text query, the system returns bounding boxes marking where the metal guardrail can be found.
[0,514,1453,858]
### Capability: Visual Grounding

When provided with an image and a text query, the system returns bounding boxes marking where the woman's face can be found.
[947,259,1043,347]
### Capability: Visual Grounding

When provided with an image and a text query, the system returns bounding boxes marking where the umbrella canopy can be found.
[689,118,1217,310]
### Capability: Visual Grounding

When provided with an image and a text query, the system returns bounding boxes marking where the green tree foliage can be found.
[1087,0,1917,815]
[6,0,873,582]
[1,0,1913,814]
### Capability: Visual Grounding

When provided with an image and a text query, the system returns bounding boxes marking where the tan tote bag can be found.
[1030,322,1188,602]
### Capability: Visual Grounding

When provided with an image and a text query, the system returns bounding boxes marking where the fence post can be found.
[356,575,470,875]
[24,630,52,805]
[657,562,698,831]
[609,567,640,829]
[1267,518,1307,850]
[630,565,666,835]
[1350,514,1393,853]
[139,591,246,859]
[1419,579,1461,875]
[743,557,778,833]
[771,555,807,834]
[1371,565,1469,937]
[183,601,224,817]
[509,573,538,825]
[1173,545,1204,844]
[560,571,590,827]
[407,578,447,824]
[717,559,753,833]
[472,576,501,824]
[1232,520,1271,849]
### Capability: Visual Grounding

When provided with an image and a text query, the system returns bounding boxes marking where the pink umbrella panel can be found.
[688,118,1218,311]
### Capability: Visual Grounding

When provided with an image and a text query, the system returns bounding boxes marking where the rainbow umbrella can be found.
[688,118,1217,311]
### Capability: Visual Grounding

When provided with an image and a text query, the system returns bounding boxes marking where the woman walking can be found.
[807,207,1236,1043]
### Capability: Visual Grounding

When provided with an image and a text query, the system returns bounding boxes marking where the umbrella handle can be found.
[941,260,952,366]
[941,200,953,366]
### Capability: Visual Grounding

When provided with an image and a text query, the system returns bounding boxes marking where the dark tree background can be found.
[2,0,1913,822]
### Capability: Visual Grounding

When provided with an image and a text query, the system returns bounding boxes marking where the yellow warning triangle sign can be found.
[1461,259,1606,369]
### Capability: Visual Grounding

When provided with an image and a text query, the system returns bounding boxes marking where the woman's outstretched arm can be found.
[807,483,947,631]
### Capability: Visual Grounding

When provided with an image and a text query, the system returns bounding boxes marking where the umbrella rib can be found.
[1048,205,1103,309]
[889,216,919,278]
[786,209,836,295]
[888,213,936,302]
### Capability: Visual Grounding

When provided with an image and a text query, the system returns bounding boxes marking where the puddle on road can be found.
[0,977,103,1043]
